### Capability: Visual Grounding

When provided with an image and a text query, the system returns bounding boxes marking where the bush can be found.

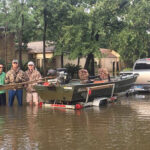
[64,63,81,78]
[37,67,44,76]
[0,59,9,72]
[22,62,28,71]
[0,59,5,65]
[122,68,132,71]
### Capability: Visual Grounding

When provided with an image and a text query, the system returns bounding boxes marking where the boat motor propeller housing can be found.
[56,68,70,84]
[47,69,57,76]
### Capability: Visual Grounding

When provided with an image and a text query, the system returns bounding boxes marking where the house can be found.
[26,41,86,69]
[27,41,55,69]
[23,41,120,74]
[57,48,120,73]
[98,48,120,72]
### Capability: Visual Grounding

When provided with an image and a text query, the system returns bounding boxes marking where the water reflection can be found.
[0,106,27,150]
[1,96,150,149]
[121,94,150,119]
[26,106,39,149]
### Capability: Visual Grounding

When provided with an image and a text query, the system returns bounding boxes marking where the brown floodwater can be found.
[1,94,150,150]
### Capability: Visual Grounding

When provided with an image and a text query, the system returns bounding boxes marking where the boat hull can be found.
[34,83,114,103]
[34,74,138,102]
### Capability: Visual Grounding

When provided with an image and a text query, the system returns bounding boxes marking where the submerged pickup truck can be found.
[120,58,150,92]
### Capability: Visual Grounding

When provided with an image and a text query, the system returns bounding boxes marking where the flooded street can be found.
[1,94,150,150]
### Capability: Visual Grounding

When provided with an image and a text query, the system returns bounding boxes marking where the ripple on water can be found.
[1,96,150,149]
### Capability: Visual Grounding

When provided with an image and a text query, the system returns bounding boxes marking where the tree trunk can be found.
[18,12,24,69]
[3,0,8,71]
[84,53,95,76]
[4,26,7,71]
[43,8,47,76]
[18,2,24,69]
[18,32,22,68]
[148,45,150,57]
[148,50,150,57]
[61,53,64,68]
[91,54,95,76]
[77,57,80,66]
[77,53,82,66]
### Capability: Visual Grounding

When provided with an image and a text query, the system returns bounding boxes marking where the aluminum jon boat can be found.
[34,74,138,105]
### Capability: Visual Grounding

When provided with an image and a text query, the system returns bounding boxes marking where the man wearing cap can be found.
[25,61,42,105]
[5,59,28,106]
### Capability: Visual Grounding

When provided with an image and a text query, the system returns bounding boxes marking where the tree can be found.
[105,0,150,66]
[0,0,37,68]
[1,0,149,71]
[28,0,70,74]
[54,2,100,75]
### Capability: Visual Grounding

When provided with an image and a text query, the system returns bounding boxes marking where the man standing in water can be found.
[25,61,42,106]
[5,59,28,106]
[0,63,6,106]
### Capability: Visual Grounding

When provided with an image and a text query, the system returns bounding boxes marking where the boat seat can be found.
[78,69,89,83]
[98,68,110,81]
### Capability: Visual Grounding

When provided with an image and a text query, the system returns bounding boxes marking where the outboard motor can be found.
[47,69,58,84]
[47,69,57,77]
[56,68,70,84]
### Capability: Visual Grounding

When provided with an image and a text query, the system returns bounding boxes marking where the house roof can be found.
[27,41,55,54]
[100,48,120,58]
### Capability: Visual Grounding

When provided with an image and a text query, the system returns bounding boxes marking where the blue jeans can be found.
[8,89,23,106]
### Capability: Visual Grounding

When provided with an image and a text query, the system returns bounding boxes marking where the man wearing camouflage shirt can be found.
[5,59,28,106]
[25,61,42,106]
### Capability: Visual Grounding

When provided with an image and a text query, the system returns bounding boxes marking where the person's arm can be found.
[37,71,42,80]
[36,71,42,84]
[15,71,29,83]
[5,72,10,84]
[23,72,29,82]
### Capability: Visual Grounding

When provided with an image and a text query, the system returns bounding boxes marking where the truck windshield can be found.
[134,63,150,70]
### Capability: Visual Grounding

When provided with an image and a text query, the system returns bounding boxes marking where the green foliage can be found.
[64,63,81,78]
[0,59,10,72]
[0,59,5,65]
[122,68,132,71]
[6,63,12,71]
[108,0,150,67]
[36,67,44,76]
[21,61,28,71]
[0,0,150,68]
[55,4,100,59]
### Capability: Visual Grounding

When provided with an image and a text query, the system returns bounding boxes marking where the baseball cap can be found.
[28,61,34,66]
[12,59,18,63]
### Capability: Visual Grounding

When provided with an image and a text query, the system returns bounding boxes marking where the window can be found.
[36,59,41,68]
[134,63,150,70]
